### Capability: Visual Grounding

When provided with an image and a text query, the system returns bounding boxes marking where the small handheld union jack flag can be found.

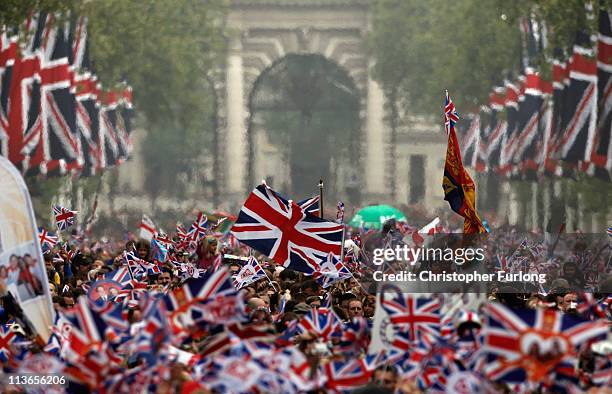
[444,90,459,135]
[296,307,342,342]
[188,212,208,243]
[53,205,78,231]
[607,226,612,237]
[336,201,345,223]
[38,227,58,251]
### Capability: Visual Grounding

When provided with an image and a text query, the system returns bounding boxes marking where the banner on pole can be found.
[0,155,54,341]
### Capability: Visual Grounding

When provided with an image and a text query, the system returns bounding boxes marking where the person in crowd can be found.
[371,365,399,391]
[135,239,151,261]
[7,255,20,285]
[560,261,585,290]
[306,295,321,308]
[347,299,364,320]
[3,215,608,394]
[196,236,219,270]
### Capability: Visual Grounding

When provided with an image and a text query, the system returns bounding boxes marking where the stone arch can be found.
[245,52,362,200]
[217,0,391,209]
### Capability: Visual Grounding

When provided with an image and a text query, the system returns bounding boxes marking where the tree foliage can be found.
[0,0,74,27]
[2,1,227,205]
[369,0,521,118]
[369,0,612,119]
[80,0,226,201]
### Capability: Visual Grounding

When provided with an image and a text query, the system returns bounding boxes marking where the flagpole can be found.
[339,225,346,264]
[318,179,324,219]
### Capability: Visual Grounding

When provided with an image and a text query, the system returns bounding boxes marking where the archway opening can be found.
[248,53,361,202]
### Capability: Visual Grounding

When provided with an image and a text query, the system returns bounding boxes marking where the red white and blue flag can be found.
[53,204,77,231]
[163,268,245,330]
[0,324,18,362]
[482,302,608,383]
[320,357,375,393]
[296,307,341,342]
[38,227,58,250]
[314,252,352,289]
[231,183,343,274]
[233,256,267,289]
[298,195,320,217]
[444,90,459,135]
[188,212,208,243]
[381,289,441,347]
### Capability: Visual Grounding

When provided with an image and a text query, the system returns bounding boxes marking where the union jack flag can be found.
[63,296,108,358]
[338,317,371,355]
[321,357,374,393]
[0,324,18,362]
[231,183,343,274]
[336,201,345,223]
[188,212,208,243]
[176,224,189,241]
[38,227,58,250]
[482,302,608,383]
[233,256,266,289]
[163,268,245,330]
[296,307,341,342]
[298,195,320,217]
[444,90,459,135]
[381,288,441,347]
[607,226,612,237]
[130,299,171,364]
[494,255,508,272]
[314,252,352,289]
[53,205,77,231]
[104,266,132,286]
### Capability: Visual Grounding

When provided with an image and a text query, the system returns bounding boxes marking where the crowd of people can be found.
[0,214,610,393]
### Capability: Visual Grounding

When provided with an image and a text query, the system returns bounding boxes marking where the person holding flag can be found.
[442,91,487,234]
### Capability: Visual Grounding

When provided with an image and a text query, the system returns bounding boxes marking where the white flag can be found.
[139,214,157,241]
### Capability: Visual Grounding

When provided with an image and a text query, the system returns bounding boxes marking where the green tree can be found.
[81,0,226,204]
[369,0,612,119]
[1,1,226,219]
[369,0,522,119]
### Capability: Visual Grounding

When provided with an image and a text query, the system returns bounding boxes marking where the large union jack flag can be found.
[188,212,208,243]
[231,183,343,274]
[482,302,608,383]
[53,204,77,231]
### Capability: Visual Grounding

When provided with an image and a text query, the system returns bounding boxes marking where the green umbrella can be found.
[348,205,407,230]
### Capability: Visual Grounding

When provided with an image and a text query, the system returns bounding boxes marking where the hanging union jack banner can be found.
[53,204,77,231]
[231,183,343,274]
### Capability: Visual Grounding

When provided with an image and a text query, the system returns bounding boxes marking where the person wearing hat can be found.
[293,302,312,316]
